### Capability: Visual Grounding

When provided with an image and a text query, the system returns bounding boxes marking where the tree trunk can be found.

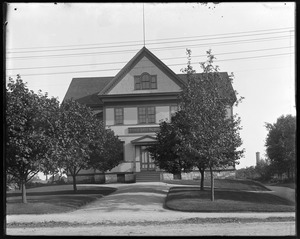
[72,175,77,192]
[210,167,214,201]
[52,172,55,184]
[21,180,27,203]
[199,168,205,191]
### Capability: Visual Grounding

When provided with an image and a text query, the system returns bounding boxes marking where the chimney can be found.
[256,152,260,165]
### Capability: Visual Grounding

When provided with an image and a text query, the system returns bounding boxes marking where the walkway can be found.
[265,185,295,203]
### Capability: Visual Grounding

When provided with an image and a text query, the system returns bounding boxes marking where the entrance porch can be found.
[131,135,161,182]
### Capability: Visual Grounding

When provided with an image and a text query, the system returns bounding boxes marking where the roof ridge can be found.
[99,47,186,95]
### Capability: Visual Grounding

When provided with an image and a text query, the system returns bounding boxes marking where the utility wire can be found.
[6,52,294,77]
[6,35,293,60]
[7,29,294,54]
[214,52,294,62]
[7,46,294,71]
[7,27,294,51]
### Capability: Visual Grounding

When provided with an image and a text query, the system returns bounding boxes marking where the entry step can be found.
[136,171,161,182]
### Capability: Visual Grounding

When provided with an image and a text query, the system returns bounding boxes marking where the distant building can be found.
[256,152,265,166]
[63,47,237,183]
[256,152,261,165]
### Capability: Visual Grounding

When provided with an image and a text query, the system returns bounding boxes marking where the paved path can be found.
[6,182,296,236]
[265,185,295,203]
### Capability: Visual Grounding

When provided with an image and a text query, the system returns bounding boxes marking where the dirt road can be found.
[6,221,295,236]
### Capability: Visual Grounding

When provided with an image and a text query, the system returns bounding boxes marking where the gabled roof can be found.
[177,72,237,104]
[63,76,113,104]
[63,48,237,105]
[98,47,186,95]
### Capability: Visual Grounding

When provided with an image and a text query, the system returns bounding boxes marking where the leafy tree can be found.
[176,49,244,201]
[6,75,60,203]
[265,115,296,180]
[236,166,256,180]
[56,99,97,192]
[148,112,194,179]
[255,159,273,182]
[56,99,123,191]
[88,120,124,175]
[172,110,208,190]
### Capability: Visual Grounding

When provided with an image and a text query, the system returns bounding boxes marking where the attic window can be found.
[134,72,157,90]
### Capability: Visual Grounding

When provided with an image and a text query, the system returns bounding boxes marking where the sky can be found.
[5,2,295,170]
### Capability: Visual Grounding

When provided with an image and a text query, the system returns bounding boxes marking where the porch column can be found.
[135,145,141,173]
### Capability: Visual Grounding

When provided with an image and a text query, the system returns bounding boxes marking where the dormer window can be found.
[134,72,157,90]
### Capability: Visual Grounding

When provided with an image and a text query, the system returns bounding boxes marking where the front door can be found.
[140,146,155,171]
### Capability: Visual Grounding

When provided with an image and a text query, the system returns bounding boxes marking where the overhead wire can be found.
[6,26,294,78]
[7,29,294,54]
[7,27,293,51]
[6,34,294,60]
[6,52,294,77]
[6,46,294,71]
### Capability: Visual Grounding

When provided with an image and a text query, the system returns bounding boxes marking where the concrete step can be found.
[136,171,161,182]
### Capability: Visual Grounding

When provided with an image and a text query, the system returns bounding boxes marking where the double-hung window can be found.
[138,106,155,124]
[114,108,124,125]
[134,72,157,90]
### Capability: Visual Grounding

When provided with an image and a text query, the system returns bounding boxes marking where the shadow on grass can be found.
[7,185,117,197]
[165,187,295,212]
[163,178,271,191]
[6,185,117,215]
[7,189,116,197]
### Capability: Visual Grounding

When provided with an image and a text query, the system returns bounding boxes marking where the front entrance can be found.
[140,146,155,171]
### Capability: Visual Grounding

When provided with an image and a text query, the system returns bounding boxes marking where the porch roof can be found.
[131,135,157,145]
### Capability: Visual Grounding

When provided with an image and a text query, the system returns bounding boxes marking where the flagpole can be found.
[143,3,145,47]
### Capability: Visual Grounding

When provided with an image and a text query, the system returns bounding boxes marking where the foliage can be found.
[235,159,274,183]
[149,49,244,198]
[255,159,273,182]
[176,49,244,200]
[6,76,124,197]
[88,120,124,173]
[6,75,60,203]
[55,99,98,191]
[199,2,220,10]
[235,166,258,180]
[28,175,42,182]
[148,113,194,177]
[265,115,296,180]
[56,99,123,191]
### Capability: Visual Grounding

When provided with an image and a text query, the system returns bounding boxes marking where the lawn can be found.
[6,184,116,215]
[163,178,271,191]
[165,186,295,212]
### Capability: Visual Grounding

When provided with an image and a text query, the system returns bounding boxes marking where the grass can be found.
[165,186,295,212]
[6,184,116,215]
[163,178,271,191]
